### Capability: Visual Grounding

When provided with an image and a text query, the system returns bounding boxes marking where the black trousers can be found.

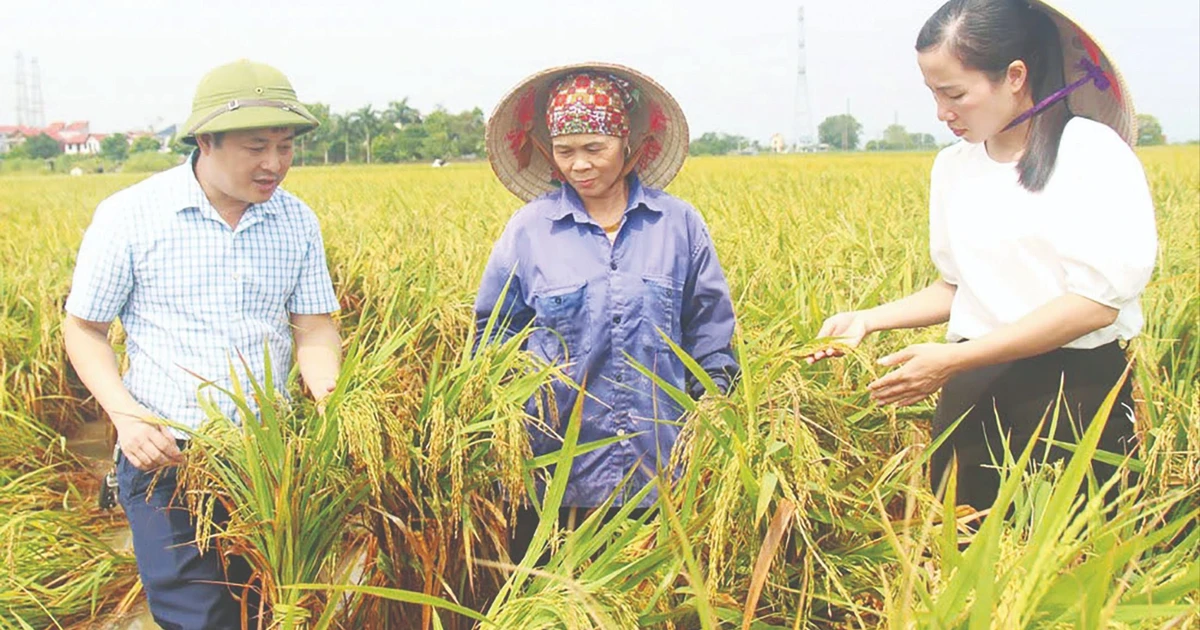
[931,341,1139,512]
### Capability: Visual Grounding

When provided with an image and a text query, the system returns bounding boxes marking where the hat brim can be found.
[486,62,689,202]
[179,104,318,146]
[1030,0,1137,146]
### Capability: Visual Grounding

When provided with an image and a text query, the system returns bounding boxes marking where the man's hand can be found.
[63,315,183,471]
[311,379,336,416]
[112,410,183,471]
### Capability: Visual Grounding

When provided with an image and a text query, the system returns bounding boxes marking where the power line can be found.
[792,6,813,150]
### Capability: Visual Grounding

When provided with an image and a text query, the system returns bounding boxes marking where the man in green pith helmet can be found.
[63,59,343,628]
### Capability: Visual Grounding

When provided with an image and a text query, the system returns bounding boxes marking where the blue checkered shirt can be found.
[65,159,340,436]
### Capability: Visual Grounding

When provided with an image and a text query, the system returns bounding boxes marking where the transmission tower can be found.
[792,7,814,150]
[15,52,29,127]
[29,57,45,128]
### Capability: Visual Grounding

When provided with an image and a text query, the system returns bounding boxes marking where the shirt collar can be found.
[170,151,280,217]
[547,173,661,224]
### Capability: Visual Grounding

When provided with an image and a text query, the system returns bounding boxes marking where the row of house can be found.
[0,121,176,156]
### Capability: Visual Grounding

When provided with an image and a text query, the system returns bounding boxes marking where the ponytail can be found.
[1015,7,1071,192]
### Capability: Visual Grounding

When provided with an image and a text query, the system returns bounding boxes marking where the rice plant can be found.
[0,146,1195,628]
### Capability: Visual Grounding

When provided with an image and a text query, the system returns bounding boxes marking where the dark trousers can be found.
[117,445,257,630]
[931,341,1139,513]
[509,505,651,566]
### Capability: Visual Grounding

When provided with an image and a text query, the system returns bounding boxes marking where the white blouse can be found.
[929,116,1158,349]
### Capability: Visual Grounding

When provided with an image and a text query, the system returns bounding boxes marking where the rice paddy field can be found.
[1,147,1196,629]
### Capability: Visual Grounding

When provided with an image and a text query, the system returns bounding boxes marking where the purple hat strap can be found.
[1002,56,1111,132]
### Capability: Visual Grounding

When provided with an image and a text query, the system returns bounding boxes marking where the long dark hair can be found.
[917,0,1069,192]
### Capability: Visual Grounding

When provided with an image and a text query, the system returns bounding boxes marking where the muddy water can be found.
[64,416,113,477]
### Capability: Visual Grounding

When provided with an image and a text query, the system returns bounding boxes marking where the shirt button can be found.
[616,429,626,437]
[612,315,622,325]
[610,261,618,271]
[615,374,624,383]
[232,271,241,280]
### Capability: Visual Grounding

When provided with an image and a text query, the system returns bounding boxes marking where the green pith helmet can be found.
[178,59,319,146]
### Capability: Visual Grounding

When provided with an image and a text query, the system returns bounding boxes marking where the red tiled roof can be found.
[1,122,98,142]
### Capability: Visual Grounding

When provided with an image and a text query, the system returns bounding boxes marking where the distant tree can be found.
[818,115,862,151]
[351,105,382,163]
[689,132,752,156]
[329,113,352,163]
[394,124,429,161]
[371,134,402,163]
[452,107,486,156]
[882,124,912,150]
[412,106,484,160]
[131,136,161,153]
[909,132,937,149]
[5,143,30,159]
[421,107,454,159]
[101,135,129,161]
[302,102,334,164]
[382,98,422,129]
[1136,114,1165,146]
[868,125,938,151]
[25,133,62,159]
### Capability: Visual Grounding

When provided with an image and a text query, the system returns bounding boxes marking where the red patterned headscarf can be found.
[545,72,635,138]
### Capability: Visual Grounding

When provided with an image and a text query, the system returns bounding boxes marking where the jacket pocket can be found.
[530,282,590,363]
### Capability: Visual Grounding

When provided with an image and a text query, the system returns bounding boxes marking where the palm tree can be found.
[303,102,334,165]
[331,113,352,163]
[351,106,381,164]
[382,98,422,130]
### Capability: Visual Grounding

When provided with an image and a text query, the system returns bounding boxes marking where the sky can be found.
[1,0,1197,145]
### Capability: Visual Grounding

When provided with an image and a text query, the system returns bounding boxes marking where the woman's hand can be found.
[868,343,963,406]
[806,310,873,364]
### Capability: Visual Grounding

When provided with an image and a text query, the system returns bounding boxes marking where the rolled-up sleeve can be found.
[681,213,739,395]
[473,223,534,354]
[1055,138,1157,310]
[65,200,133,323]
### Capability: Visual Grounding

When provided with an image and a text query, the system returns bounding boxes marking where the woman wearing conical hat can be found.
[808,0,1156,514]
[474,63,739,559]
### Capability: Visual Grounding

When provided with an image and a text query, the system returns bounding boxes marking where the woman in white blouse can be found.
[808,0,1156,512]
